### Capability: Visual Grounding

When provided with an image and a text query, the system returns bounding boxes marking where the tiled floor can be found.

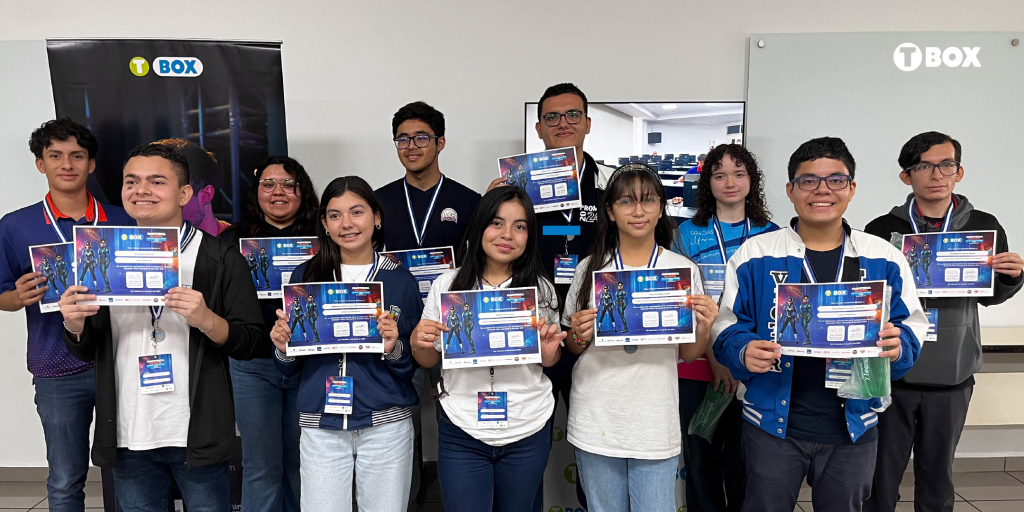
[1,469,1022,511]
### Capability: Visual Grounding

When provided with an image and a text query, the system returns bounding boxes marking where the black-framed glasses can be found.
[259,178,298,193]
[790,174,852,191]
[540,109,586,127]
[394,134,438,149]
[903,161,960,176]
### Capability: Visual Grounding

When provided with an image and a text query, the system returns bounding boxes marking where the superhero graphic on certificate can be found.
[239,237,320,298]
[901,231,996,297]
[29,242,75,312]
[282,282,383,356]
[497,147,582,213]
[381,246,455,299]
[593,267,695,346]
[73,226,180,305]
[439,287,541,369]
[774,281,889,358]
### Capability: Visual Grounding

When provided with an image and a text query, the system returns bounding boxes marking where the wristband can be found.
[571,329,589,347]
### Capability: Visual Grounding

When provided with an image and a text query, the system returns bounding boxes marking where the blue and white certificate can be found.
[439,287,541,369]
[73,226,180,306]
[239,237,320,299]
[592,267,695,346]
[774,281,889,358]
[29,242,75,313]
[698,264,726,303]
[382,246,455,300]
[901,231,996,297]
[497,147,582,213]
[282,281,384,356]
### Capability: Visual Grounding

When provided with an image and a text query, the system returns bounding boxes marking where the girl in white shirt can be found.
[562,164,719,512]
[410,187,565,512]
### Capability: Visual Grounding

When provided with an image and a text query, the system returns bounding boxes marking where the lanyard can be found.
[614,242,660,270]
[908,197,954,234]
[797,224,847,284]
[560,158,587,225]
[43,194,99,243]
[334,252,378,282]
[712,216,750,265]
[404,175,444,247]
[149,221,198,348]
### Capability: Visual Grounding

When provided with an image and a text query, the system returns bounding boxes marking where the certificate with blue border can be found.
[381,246,455,300]
[239,237,320,299]
[592,267,695,346]
[774,281,889,358]
[900,230,996,297]
[497,147,582,213]
[73,226,180,306]
[29,242,75,313]
[439,287,541,369]
[282,281,384,356]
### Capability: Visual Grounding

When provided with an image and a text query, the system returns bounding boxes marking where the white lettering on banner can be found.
[152,57,204,77]
[893,43,981,71]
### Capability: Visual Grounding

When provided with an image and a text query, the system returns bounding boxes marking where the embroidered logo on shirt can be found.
[440,208,458,223]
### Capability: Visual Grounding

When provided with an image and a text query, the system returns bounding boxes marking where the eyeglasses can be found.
[790,174,852,191]
[394,134,438,149]
[613,196,661,212]
[903,161,960,176]
[259,178,298,193]
[540,109,586,127]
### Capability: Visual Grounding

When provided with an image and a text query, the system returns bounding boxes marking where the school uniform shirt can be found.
[562,249,703,460]
[0,193,134,378]
[672,218,779,381]
[424,269,559,447]
[375,175,481,253]
[110,231,202,450]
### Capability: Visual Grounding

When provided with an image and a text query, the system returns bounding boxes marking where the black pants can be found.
[679,378,745,512]
[742,422,876,512]
[864,384,973,512]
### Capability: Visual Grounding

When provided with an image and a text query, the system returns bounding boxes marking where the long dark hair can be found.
[690,144,771,227]
[303,176,385,282]
[450,187,550,293]
[239,156,320,237]
[575,164,675,315]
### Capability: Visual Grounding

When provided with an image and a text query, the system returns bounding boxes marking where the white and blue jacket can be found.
[712,220,928,442]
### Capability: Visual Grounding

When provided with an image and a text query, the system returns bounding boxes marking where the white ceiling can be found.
[602,102,744,125]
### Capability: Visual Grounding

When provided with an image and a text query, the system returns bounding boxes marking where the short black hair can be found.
[29,118,98,159]
[898,131,961,170]
[787,137,856,181]
[392,101,445,138]
[537,83,588,118]
[124,143,191,187]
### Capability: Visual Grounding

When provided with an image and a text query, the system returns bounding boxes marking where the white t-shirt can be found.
[562,248,703,460]
[341,263,374,283]
[424,269,559,447]
[112,231,202,450]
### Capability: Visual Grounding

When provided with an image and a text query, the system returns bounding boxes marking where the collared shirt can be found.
[0,194,135,377]
[375,175,482,252]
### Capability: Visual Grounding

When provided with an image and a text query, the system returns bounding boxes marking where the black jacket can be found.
[63,234,264,467]
[864,194,1023,388]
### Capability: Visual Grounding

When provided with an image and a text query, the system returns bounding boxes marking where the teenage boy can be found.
[712,137,928,512]
[0,119,134,511]
[863,132,1023,512]
[58,143,262,510]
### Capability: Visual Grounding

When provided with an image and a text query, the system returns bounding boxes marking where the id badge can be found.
[139,354,175,394]
[824,358,852,389]
[554,255,579,284]
[325,376,354,415]
[477,391,508,429]
[924,308,938,342]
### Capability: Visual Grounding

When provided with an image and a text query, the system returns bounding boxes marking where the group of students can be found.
[1,82,1020,512]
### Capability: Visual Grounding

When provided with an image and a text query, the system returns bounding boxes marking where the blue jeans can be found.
[574,448,678,512]
[112,447,229,512]
[742,422,876,512]
[34,368,96,512]
[230,358,301,512]
[300,419,414,512]
[437,410,551,512]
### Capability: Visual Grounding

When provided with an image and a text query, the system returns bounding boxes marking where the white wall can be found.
[525,103,634,166]
[1,0,1023,468]
[644,121,735,157]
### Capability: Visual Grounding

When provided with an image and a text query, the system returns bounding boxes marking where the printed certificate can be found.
[497,147,582,213]
[282,281,384,356]
[28,242,75,313]
[439,287,541,369]
[774,281,889,358]
[239,237,320,299]
[901,231,996,297]
[592,267,695,346]
[73,226,179,305]
[382,246,455,299]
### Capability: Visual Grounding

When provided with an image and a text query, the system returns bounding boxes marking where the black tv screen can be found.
[648,132,662,144]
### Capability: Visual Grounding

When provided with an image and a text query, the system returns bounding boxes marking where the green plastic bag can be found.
[837,356,891,399]
[688,381,735,442]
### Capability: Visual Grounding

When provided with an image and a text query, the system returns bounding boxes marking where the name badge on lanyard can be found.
[554,255,578,284]
[325,376,354,415]
[797,224,850,389]
[139,354,175,394]
[614,243,660,354]
[477,391,508,429]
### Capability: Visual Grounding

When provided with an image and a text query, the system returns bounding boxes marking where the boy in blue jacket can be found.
[712,137,928,512]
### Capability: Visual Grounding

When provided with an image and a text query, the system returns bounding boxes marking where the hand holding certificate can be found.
[29,242,75,313]
[73,226,181,305]
[592,267,696,346]
[901,230,996,297]
[439,287,542,369]
[497,148,582,213]
[773,281,889,358]
[279,282,385,356]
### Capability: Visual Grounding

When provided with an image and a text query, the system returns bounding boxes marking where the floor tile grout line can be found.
[1007,470,1024,486]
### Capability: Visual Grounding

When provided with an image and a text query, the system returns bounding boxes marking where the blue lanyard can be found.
[712,216,750,265]
[404,175,444,247]
[908,197,953,234]
[796,223,846,284]
[614,242,660,270]
[561,159,586,224]
[42,195,99,243]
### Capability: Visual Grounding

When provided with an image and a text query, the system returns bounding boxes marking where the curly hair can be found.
[690,144,772,227]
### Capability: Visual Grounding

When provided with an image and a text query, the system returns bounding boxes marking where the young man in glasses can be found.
[863,132,1023,512]
[0,118,135,510]
[712,137,927,512]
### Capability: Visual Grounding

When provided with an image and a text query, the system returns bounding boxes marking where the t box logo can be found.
[153,57,204,77]
[893,43,981,71]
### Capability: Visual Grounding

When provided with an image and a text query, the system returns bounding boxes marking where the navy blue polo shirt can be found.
[0,194,134,378]
[375,174,481,252]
